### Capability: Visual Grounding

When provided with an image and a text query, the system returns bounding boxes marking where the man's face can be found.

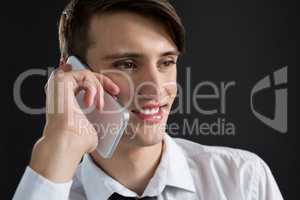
[86,11,178,146]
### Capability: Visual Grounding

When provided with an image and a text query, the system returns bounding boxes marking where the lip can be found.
[131,104,168,124]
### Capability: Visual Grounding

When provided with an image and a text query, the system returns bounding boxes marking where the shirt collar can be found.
[79,134,196,200]
[163,134,196,193]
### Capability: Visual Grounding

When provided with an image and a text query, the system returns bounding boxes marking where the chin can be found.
[122,121,166,147]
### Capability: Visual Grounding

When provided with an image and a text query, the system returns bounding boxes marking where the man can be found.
[13,0,284,199]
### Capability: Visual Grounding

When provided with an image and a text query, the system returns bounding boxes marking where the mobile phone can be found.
[66,56,130,158]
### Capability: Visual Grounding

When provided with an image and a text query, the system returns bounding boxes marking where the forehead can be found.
[87,11,177,56]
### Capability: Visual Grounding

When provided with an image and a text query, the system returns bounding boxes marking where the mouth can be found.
[131,103,168,124]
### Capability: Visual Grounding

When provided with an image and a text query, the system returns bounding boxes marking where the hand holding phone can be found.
[66,56,129,158]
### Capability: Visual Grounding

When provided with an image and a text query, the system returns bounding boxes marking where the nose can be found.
[136,65,163,101]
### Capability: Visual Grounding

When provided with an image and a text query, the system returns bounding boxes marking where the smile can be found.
[131,104,168,123]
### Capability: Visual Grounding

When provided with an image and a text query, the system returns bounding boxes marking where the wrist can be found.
[29,136,83,182]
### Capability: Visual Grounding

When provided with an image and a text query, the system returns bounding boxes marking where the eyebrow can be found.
[101,50,180,60]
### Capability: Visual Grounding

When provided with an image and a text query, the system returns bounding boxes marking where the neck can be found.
[90,139,164,195]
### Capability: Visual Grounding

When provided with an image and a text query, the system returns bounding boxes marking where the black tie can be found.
[108,192,157,200]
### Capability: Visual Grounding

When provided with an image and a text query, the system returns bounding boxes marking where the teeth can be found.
[140,107,159,115]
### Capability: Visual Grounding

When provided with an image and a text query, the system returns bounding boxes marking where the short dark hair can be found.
[58,0,186,63]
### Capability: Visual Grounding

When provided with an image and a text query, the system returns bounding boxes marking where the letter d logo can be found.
[250,66,288,133]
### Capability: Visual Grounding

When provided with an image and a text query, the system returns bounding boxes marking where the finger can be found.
[69,70,94,93]
[44,69,63,95]
[95,82,105,111]
[81,79,97,108]
[44,70,55,94]
[94,73,120,96]
[67,70,107,109]
[59,64,72,72]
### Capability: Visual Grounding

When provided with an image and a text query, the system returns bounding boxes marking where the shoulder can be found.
[171,137,283,199]
[173,137,260,161]
[172,137,267,180]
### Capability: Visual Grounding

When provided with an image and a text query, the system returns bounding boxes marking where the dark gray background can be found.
[1,0,295,199]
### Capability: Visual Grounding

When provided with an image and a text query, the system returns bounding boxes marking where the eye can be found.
[161,60,177,68]
[113,60,137,72]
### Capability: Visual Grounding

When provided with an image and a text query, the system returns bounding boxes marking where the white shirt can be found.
[13,134,284,200]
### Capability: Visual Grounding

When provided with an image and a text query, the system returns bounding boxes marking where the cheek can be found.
[106,74,134,107]
[165,84,177,104]
[163,71,177,98]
